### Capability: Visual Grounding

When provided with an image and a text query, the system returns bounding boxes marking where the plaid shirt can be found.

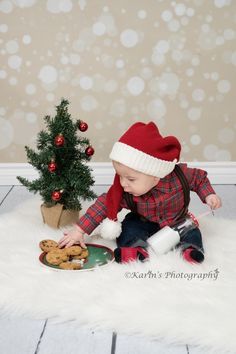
[77,163,215,235]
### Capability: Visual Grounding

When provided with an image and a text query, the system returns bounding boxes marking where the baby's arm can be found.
[58,193,108,248]
[58,224,86,249]
[181,164,222,209]
[205,194,222,210]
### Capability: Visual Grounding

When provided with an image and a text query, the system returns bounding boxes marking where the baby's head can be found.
[100,122,181,239]
[112,161,159,196]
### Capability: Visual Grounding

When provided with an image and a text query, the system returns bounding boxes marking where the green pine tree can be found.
[17,98,97,211]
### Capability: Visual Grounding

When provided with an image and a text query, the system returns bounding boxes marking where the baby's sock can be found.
[114,247,149,263]
[182,247,204,263]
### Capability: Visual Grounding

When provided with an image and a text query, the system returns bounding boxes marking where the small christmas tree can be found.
[17,98,97,227]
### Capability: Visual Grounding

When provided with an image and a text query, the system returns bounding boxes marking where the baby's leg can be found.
[117,212,160,247]
[114,212,160,263]
[180,228,204,263]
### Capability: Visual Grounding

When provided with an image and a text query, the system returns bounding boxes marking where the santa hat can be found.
[100,122,181,240]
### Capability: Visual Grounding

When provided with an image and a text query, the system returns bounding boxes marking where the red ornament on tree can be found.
[54,134,65,147]
[85,146,95,156]
[51,190,62,201]
[78,121,88,132]
[48,160,57,173]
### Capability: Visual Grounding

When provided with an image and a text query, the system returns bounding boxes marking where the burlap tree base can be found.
[40,203,79,229]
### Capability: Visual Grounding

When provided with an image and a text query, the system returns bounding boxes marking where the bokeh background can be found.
[0,0,235,163]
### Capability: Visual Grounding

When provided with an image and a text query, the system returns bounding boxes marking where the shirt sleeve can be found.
[180,164,216,203]
[76,193,108,235]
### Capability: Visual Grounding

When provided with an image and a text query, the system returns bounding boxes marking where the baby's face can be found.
[113,161,160,196]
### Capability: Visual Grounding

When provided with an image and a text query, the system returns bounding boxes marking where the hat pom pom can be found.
[100,218,122,240]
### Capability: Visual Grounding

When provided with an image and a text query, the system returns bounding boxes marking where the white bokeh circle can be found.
[8,55,22,70]
[147,99,166,119]
[26,84,36,95]
[93,22,106,36]
[192,89,206,102]
[38,65,58,84]
[0,1,13,14]
[79,76,93,90]
[190,134,201,145]
[6,40,19,54]
[217,80,231,93]
[120,29,139,48]
[137,10,147,19]
[187,107,202,121]
[218,127,235,144]
[127,76,145,96]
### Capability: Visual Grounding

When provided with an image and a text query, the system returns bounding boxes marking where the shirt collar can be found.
[133,184,161,202]
[133,175,172,201]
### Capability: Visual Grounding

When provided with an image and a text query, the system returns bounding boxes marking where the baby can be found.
[59,122,221,263]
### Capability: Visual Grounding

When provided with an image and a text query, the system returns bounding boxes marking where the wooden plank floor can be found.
[0,185,235,354]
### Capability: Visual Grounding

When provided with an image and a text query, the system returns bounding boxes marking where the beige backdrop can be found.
[0,0,235,163]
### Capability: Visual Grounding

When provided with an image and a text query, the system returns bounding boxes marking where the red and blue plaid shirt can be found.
[77,164,215,235]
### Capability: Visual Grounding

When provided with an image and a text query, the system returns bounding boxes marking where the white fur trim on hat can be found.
[100,218,122,240]
[110,142,177,178]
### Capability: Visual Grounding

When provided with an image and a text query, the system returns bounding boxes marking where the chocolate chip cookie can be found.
[39,239,58,253]
[59,262,81,270]
[72,249,89,260]
[46,249,68,265]
[65,245,82,256]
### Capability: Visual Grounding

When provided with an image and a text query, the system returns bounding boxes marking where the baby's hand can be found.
[58,225,86,249]
[205,194,222,210]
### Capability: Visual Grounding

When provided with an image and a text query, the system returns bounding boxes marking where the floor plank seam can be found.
[111,332,117,354]
[34,319,48,354]
[0,185,14,206]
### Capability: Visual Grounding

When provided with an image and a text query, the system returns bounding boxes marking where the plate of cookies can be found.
[39,239,114,271]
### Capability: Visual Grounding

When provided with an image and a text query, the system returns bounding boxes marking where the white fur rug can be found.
[0,198,236,354]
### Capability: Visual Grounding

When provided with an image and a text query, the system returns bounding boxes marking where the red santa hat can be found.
[100,122,181,240]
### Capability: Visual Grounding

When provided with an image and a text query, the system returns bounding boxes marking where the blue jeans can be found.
[117,212,204,252]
